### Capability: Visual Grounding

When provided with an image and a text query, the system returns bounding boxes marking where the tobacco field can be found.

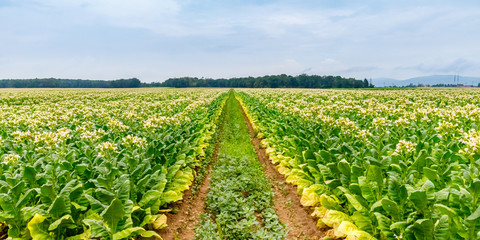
[1,88,480,240]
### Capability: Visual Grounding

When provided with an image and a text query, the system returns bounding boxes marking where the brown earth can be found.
[158,131,222,240]
[238,98,325,240]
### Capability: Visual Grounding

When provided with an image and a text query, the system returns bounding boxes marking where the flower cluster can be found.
[2,153,20,165]
[122,135,147,148]
[356,129,372,141]
[108,119,129,132]
[97,141,118,157]
[336,117,358,134]
[459,129,480,156]
[394,140,417,154]
[11,130,34,143]
[80,129,106,142]
[435,121,459,136]
[143,115,175,129]
[34,132,59,149]
[394,117,410,127]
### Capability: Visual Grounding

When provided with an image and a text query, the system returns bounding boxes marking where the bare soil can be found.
[238,99,325,240]
[158,138,221,240]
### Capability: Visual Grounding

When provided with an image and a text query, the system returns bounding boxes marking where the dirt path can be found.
[158,111,224,240]
[237,97,324,240]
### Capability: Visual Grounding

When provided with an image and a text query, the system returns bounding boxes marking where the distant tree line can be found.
[0,78,141,88]
[143,74,374,88]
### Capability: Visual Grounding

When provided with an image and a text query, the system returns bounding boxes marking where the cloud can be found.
[1,1,480,81]
[399,58,476,74]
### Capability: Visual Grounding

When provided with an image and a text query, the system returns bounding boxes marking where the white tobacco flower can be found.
[34,132,59,149]
[57,128,72,139]
[108,119,129,132]
[459,129,480,156]
[2,153,20,165]
[336,117,358,134]
[395,140,417,154]
[372,117,388,128]
[97,142,118,157]
[11,130,34,143]
[435,121,460,136]
[143,115,175,129]
[357,129,372,140]
[122,135,147,148]
[394,117,410,127]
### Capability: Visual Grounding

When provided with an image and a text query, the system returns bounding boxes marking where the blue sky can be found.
[1,0,479,82]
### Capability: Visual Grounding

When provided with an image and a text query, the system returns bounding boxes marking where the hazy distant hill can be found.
[371,75,480,87]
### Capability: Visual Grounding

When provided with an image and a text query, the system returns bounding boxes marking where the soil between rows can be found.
[158,107,225,240]
[158,92,324,239]
[157,151,217,240]
[238,98,325,240]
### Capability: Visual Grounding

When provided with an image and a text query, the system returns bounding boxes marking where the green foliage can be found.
[153,74,373,88]
[0,89,228,239]
[237,88,480,239]
[0,78,141,88]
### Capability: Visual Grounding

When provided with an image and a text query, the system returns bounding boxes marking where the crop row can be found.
[196,91,286,239]
[237,89,480,240]
[0,89,228,239]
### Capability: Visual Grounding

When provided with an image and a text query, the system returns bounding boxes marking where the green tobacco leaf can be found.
[95,188,115,205]
[161,191,181,205]
[101,198,125,233]
[16,188,36,209]
[317,150,332,163]
[22,206,47,222]
[83,219,110,239]
[337,159,351,176]
[138,190,161,208]
[413,149,428,172]
[48,196,68,219]
[466,204,480,221]
[367,165,383,195]
[351,211,374,234]
[345,193,366,211]
[320,194,342,211]
[423,167,440,185]
[40,184,56,205]
[303,149,315,162]
[48,214,74,231]
[112,227,161,240]
[470,179,480,200]
[27,214,54,240]
[410,219,434,240]
[410,190,428,213]
[434,215,450,240]
[0,193,16,219]
[11,181,25,198]
[381,198,401,221]
[114,175,130,204]
[23,166,37,186]
[434,204,456,218]
[373,212,395,239]
[387,172,407,205]
[85,194,107,213]
[390,221,408,233]
[358,177,375,203]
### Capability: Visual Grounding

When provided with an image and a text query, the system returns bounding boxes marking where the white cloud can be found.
[1,1,480,81]
[25,0,184,34]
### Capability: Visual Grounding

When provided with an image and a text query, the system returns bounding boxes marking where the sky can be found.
[0,0,479,82]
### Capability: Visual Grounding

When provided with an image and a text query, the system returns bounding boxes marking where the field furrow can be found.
[239,94,325,240]
[195,91,287,239]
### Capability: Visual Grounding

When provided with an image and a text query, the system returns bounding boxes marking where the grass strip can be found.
[195,90,287,239]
